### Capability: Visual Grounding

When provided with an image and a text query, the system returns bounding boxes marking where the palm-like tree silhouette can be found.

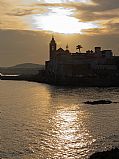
[76,45,83,53]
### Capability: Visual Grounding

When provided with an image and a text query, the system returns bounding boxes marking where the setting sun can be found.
[31,7,98,34]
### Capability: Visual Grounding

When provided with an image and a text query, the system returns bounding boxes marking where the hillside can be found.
[0,63,45,75]
[9,63,44,69]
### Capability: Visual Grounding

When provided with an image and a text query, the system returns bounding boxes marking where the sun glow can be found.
[36,0,91,3]
[31,7,98,34]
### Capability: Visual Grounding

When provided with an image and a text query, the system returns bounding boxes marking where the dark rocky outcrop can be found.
[84,100,112,105]
[89,148,119,159]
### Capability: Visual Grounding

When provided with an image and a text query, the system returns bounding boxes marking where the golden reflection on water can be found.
[50,103,94,158]
[0,83,101,158]
[27,84,95,158]
[22,85,119,158]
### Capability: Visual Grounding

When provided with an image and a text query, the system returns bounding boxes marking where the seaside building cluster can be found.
[1,36,119,86]
[45,37,119,85]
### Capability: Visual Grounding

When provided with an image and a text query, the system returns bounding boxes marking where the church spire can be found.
[66,44,69,50]
[65,44,70,53]
[50,35,56,43]
[49,36,57,60]
[52,35,54,40]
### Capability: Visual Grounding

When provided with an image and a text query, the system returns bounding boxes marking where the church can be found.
[45,36,116,83]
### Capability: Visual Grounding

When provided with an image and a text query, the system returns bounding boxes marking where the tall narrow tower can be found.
[49,36,57,60]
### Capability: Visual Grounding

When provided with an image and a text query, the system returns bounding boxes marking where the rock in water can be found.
[89,148,119,159]
[84,100,112,105]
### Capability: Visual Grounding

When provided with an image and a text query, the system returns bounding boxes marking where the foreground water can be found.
[0,81,119,159]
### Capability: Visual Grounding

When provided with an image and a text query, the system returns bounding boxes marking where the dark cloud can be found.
[75,9,119,22]
[69,0,119,12]
[92,0,119,11]
[82,20,119,35]
[7,8,36,16]
[105,21,119,32]
[68,0,119,35]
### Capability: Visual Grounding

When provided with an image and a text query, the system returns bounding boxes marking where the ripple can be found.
[1,81,119,158]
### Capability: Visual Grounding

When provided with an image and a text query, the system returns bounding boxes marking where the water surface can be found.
[0,81,119,159]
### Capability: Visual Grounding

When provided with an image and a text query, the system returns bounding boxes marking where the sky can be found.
[0,0,119,66]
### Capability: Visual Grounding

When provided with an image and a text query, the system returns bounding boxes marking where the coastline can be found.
[1,71,119,87]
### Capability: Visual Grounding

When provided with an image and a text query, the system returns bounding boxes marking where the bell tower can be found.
[49,36,57,60]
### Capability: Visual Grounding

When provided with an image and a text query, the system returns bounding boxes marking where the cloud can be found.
[104,20,119,33]
[66,0,119,35]
[0,0,28,29]
[0,0,118,35]
[7,8,36,16]
[92,0,119,11]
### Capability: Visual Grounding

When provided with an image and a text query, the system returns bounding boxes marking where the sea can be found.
[0,80,119,159]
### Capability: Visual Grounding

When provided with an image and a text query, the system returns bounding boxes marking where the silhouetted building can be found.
[45,37,117,82]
